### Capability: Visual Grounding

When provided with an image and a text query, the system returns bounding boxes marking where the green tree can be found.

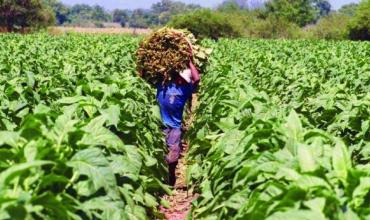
[249,15,302,39]
[69,4,93,21]
[315,0,331,18]
[66,4,111,25]
[264,0,318,26]
[218,0,261,10]
[44,0,70,25]
[348,0,370,40]
[338,3,359,16]
[91,5,110,21]
[0,0,55,31]
[169,9,242,40]
[129,9,153,28]
[113,9,129,26]
[307,13,350,40]
[218,0,243,12]
[151,0,200,25]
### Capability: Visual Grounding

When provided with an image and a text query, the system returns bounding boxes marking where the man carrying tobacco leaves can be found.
[136,28,202,186]
[156,52,200,186]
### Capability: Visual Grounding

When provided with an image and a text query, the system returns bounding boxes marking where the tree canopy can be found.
[264,0,332,27]
[0,0,55,31]
[348,0,370,40]
[338,3,359,16]
[112,9,129,26]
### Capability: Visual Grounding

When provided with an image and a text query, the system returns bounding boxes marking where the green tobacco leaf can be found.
[160,199,170,209]
[67,148,118,197]
[342,207,361,220]
[285,110,303,155]
[119,185,136,210]
[144,193,158,208]
[78,116,124,150]
[38,174,70,190]
[109,149,142,180]
[0,131,20,147]
[24,141,37,162]
[100,105,120,128]
[266,210,327,220]
[81,196,125,220]
[296,175,331,191]
[351,177,370,208]
[48,107,78,146]
[297,144,317,173]
[75,180,97,197]
[150,105,161,121]
[214,117,237,132]
[57,96,87,104]
[304,198,326,212]
[0,161,54,187]
[332,139,351,184]
[31,192,69,220]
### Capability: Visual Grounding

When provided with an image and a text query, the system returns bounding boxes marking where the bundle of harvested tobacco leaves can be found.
[136,28,211,84]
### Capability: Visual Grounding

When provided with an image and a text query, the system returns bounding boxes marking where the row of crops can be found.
[0,34,171,219]
[186,39,370,219]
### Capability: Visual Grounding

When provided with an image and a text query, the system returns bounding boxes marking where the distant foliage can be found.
[314,0,331,18]
[248,15,303,39]
[169,9,243,40]
[112,9,129,26]
[304,13,351,40]
[219,0,265,10]
[45,0,201,28]
[129,9,154,28]
[263,0,319,27]
[151,0,201,25]
[348,0,370,40]
[338,3,359,17]
[0,0,55,31]
[45,1,112,27]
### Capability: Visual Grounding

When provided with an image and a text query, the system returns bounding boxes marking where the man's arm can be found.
[186,38,200,86]
[189,60,200,85]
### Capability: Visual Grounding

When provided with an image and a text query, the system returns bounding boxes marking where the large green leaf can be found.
[285,110,303,156]
[0,161,54,188]
[297,144,317,173]
[67,148,118,197]
[0,131,20,148]
[332,139,351,184]
[78,116,124,151]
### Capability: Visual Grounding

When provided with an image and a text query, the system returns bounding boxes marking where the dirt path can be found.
[159,94,198,220]
[159,143,198,220]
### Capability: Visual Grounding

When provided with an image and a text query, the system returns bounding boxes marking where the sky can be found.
[61,0,360,10]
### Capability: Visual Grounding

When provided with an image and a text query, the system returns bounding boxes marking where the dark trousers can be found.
[162,127,182,186]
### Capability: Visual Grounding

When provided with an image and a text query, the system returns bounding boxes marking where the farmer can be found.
[157,52,200,186]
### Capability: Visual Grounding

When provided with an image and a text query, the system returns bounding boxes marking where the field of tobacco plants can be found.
[0,34,170,219]
[0,33,369,220]
[187,39,370,219]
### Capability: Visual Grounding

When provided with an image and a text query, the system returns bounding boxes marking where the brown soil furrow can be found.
[159,143,198,220]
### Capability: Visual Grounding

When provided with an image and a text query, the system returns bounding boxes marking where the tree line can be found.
[0,0,368,40]
[168,0,369,41]
[48,0,202,28]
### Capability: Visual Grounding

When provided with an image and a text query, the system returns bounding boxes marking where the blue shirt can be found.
[156,82,193,128]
